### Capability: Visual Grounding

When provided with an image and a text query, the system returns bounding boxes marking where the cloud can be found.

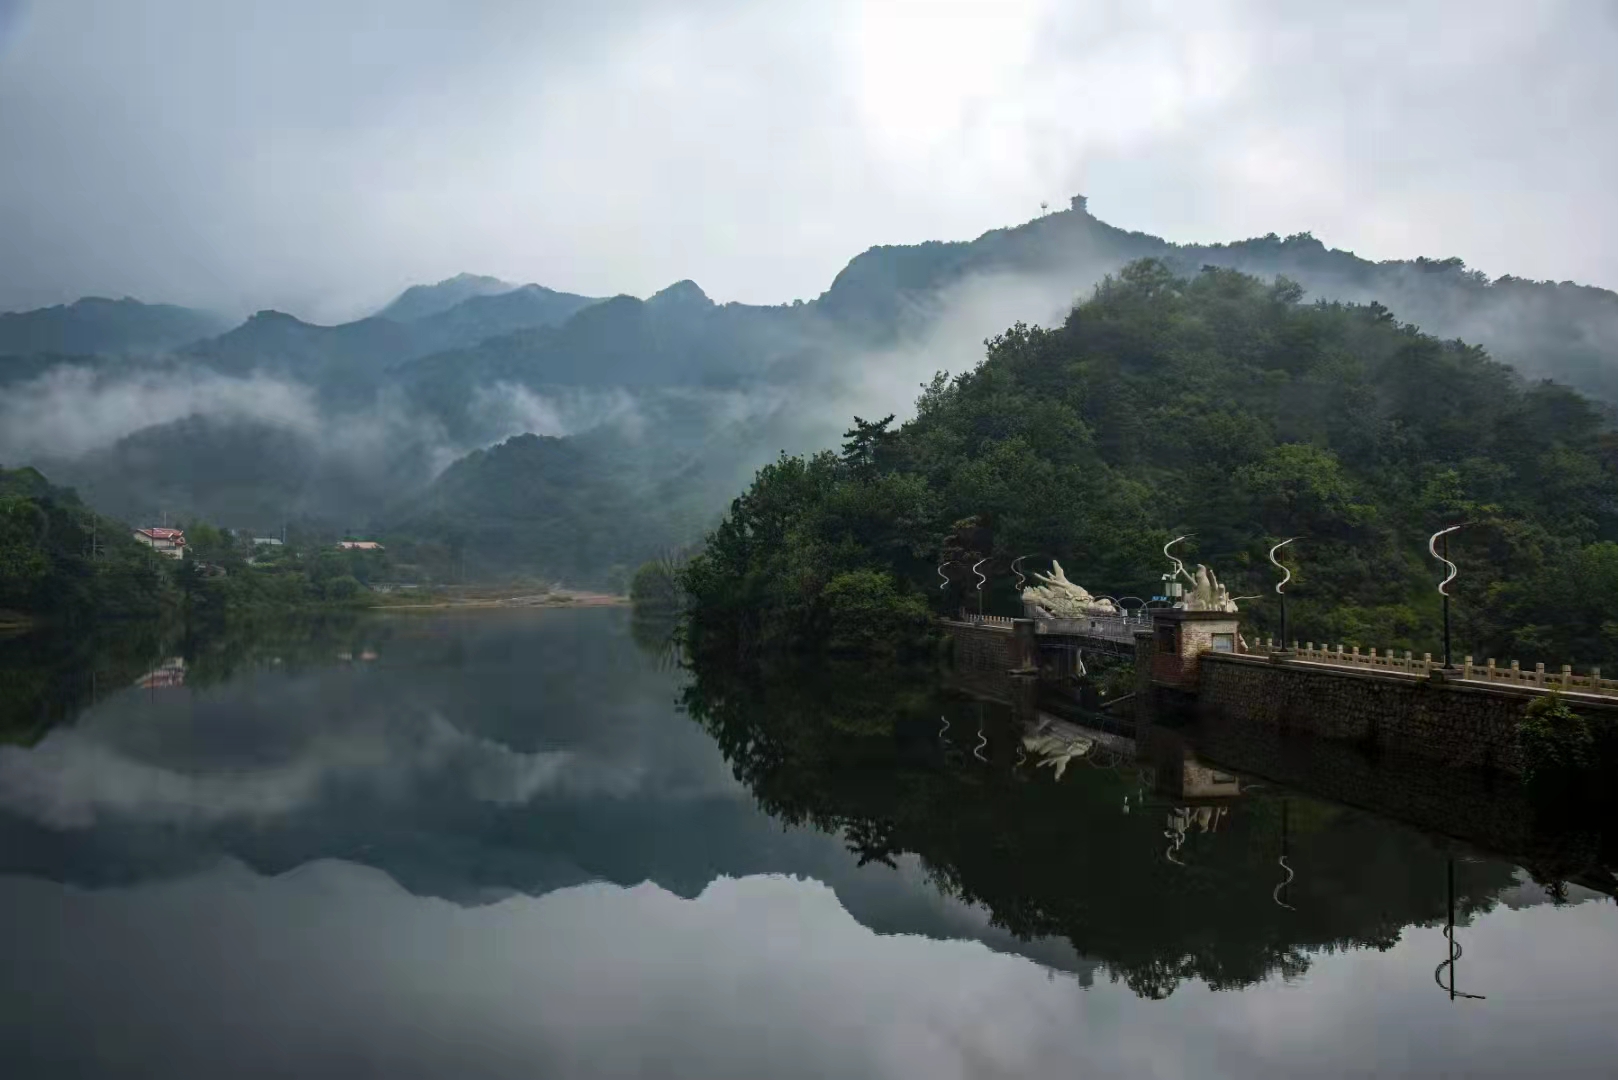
[0,364,321,460]
[4,860,1617,1077]
[0,707,647,829]
[0,1,1612,322]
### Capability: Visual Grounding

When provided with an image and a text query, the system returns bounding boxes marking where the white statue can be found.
[1184,563,1239,612]
[1021,560,1119,618]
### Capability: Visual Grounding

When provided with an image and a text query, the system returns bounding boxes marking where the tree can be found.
[840,414,897,479]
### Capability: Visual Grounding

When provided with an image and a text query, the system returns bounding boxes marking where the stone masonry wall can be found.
[1197,653,1618,775]
[1150,616,1238,689]
[944,620,1013,672]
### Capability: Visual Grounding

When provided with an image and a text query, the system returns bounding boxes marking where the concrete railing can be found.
[1033,611,1153,642]
[1457,657,1618,696]
[1248,639,1439,675]
[954,610,1017,629]
[1245,638,1618,698]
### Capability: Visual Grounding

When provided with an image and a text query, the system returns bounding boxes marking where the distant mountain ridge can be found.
[10,198,1618,586]
[376,273,517,322]
[0,296,226,356]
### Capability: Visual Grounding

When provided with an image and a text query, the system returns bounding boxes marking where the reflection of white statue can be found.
[1021,560,1119,618]
[1184,563,1239,613]
[1022,729,1094,781]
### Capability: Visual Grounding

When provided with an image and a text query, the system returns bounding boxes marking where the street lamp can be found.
[1269,538,1297,649]
[1429,524,1464,669]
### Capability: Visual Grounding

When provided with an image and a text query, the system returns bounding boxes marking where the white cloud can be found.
[5,860,1616,1077]
[0,709,645,829]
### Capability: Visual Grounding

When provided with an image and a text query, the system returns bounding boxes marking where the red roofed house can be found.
[337,541,384,551]
[133,527,186,559]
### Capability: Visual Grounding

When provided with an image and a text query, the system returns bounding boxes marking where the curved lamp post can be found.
[1162,534,1194,605]
[1428,524,1464,669]
[1269,538,1298,649]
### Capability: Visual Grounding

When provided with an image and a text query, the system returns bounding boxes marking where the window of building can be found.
[1210,632,1236,653]
[1156,625,1178,654]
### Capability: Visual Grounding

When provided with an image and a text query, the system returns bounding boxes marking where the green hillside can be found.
[684,259,1618,665]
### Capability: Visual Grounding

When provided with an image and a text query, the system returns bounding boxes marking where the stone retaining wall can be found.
[1197,653,1618,775]
[943,620,1014,672]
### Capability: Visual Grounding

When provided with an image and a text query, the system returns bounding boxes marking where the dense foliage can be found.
[0,466,176,625]
[685,260,1618,665]
[0,463,407,627]
[1518,693,1597,786]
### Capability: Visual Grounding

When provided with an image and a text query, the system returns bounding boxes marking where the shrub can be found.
[1517,692,1595,784]
[820,570,931,655]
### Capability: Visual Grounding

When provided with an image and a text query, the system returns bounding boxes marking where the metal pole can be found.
[1269,538,1296,652]
[1442,532,1452,670]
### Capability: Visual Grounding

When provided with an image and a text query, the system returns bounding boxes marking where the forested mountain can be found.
[183,310,422,394]
[683,260,1618,666]
[820,198,1618,403]
[182,282,605,396]
[375,272,517,321]
[384,390,785,587]
[406,283,602,353]
[6,199,1618,591]
[0,297,226,356]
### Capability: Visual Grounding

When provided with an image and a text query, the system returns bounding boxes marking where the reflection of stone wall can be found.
[1198,654,1618,775]
[1148,714,1544,861]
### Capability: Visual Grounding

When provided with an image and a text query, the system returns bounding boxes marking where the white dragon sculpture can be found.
[1020,560,1119,618]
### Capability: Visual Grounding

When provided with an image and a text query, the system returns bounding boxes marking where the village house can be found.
[132,527,186,559]
[337,541,384,551]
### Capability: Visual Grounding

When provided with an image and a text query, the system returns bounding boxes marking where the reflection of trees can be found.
[0,614,386,744]
[681,660,1527,999]
[0,623,171,745]
[180,612,379,688]
[628,614,684,673]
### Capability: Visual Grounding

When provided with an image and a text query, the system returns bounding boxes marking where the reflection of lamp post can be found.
[1273,798,1296,910]
[1435,857,1486,1000]
[1429,525,1464,670]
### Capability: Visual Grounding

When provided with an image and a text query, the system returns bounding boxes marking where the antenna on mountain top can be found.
[1039,201,1049,215]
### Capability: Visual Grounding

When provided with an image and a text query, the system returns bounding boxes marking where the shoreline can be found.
[373,592,629,612]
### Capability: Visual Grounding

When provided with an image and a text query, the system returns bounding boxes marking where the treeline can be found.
[683,260,1618,665]
[0,465,406,626]
[173,526,391,621]
[0,466,175,625]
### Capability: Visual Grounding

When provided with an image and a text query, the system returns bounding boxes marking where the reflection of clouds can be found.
[0,711,646,829]
[4,861,1615,1079]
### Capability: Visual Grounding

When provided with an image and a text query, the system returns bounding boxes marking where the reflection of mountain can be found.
[679,660,1611,999]
[5,610,1609,998]
[0,611,1098,977]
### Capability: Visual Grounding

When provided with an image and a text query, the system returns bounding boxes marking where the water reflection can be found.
[0,610,1614,1077]
[680,660,1616,999]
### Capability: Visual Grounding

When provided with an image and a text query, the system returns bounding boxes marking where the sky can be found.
[0,0,1615,323]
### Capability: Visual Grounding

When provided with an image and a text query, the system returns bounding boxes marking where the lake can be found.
[1,607,1614,1078]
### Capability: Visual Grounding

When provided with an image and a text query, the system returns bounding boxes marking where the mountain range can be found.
[4,196,1618,586]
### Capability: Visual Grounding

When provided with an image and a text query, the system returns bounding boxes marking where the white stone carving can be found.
[1020,560,1119,618]
[1184,563,1239,612]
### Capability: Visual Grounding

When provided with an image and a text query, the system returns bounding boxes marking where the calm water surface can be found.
[0,608,1614,1078]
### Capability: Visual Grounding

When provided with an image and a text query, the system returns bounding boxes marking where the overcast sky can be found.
[1,0,1615,323]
